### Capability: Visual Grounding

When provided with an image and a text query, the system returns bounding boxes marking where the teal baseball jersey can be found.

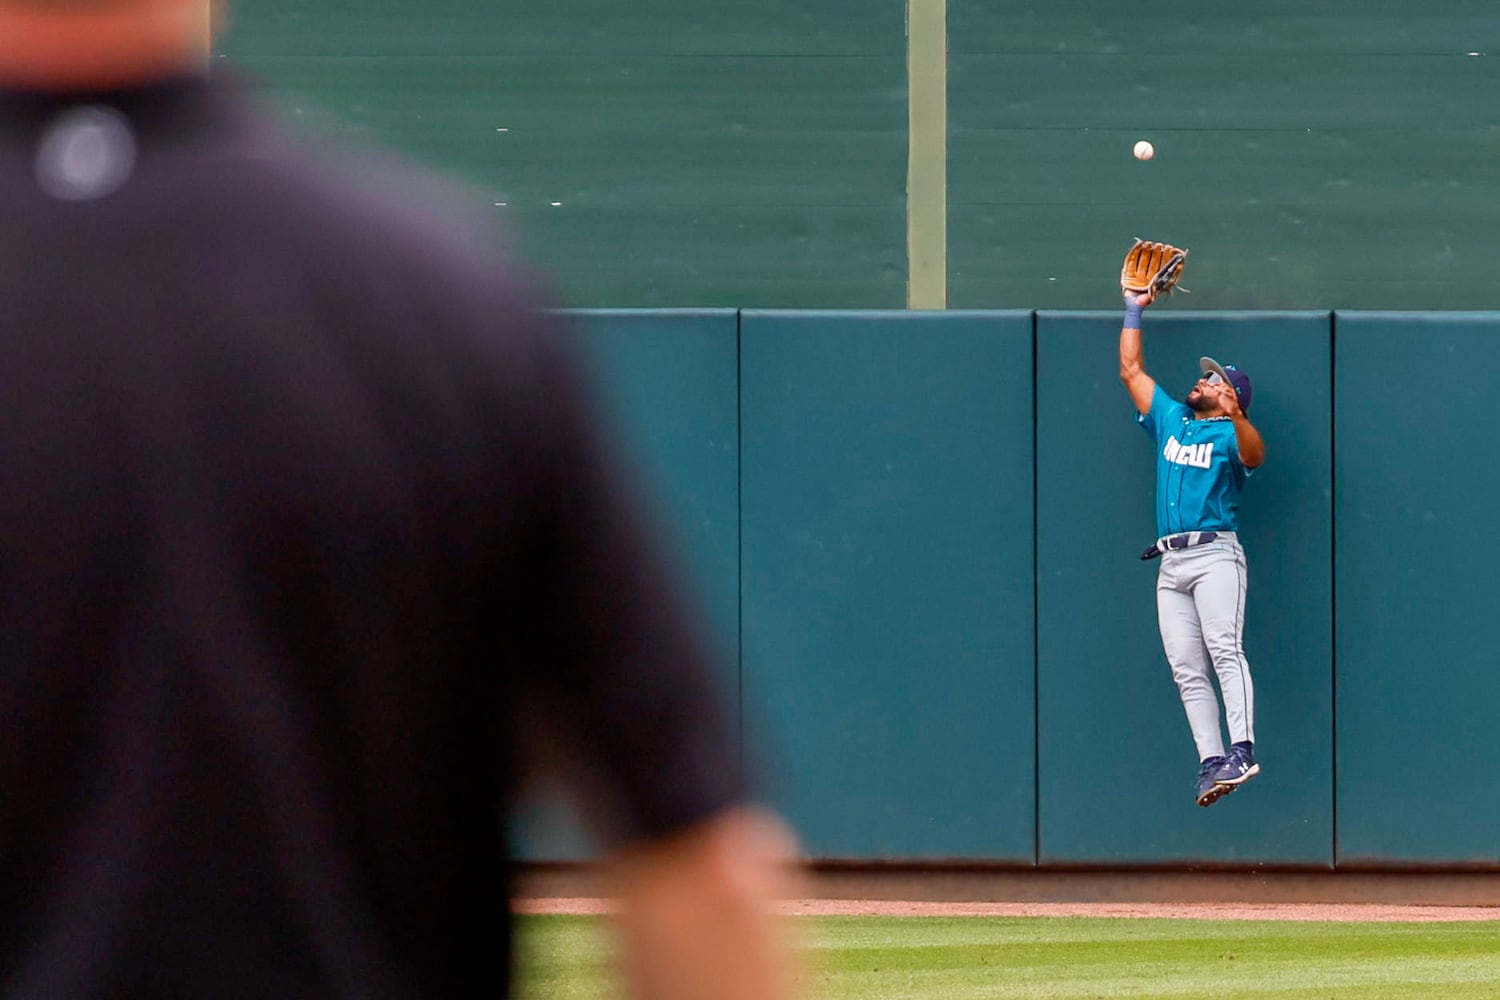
[1137,384,1251,536]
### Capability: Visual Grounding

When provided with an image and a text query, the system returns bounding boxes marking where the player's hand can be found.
[1216,381,1242,418]
[1124,289,1156,309]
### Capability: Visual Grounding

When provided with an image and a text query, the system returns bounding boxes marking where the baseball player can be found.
[1119,288,1266,807]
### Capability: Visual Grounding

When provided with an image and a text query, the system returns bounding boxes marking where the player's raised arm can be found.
[1214,379,1266,468]
[1119,290,1157,415]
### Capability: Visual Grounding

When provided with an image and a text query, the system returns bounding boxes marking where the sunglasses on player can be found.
[1201,372,1225,386]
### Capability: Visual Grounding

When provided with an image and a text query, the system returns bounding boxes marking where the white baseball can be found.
[1133,140,1155,161]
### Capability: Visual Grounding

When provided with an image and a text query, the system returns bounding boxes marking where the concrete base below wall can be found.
[517,864,1500,908]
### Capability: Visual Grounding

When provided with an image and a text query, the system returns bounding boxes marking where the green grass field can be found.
[513,914,1500,999]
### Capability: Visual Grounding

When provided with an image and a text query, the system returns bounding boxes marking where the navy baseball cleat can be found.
[1211,743,1260,788]
[1195,756,1232,807]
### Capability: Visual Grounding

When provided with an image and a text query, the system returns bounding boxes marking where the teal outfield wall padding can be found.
[512,309,740,862]
[565,310,742,678]
[1035,311,1333,865]
[508,306,1499,868]
[740,311,1036,860]
[1334,313,1500,865]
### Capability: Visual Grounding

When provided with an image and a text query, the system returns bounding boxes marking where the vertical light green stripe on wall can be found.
[906,0,947,309]
[199,0,216,66]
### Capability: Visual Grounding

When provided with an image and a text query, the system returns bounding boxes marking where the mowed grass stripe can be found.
[515,914,1500,999]
[514,915,615,999]
[802,917,1500,998]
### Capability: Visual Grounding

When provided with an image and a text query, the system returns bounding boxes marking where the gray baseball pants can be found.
[1155,532,1255,761]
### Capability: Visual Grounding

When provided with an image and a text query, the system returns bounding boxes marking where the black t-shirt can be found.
[0,72,745,998]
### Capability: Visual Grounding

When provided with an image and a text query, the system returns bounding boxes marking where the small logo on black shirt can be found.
[35,106,137,202]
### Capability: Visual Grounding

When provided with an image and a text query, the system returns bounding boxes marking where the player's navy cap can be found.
[1199,356,1252,411]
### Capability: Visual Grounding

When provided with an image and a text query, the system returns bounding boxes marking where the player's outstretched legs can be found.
[1157,580,1224,756]
[1157,576,1231,806]
[1193,541,1259,790]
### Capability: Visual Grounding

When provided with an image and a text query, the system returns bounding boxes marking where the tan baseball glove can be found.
[1120,238,1189,297]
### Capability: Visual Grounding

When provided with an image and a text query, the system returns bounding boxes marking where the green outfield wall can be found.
[222,2,1500,311]
[217,0,1500,868]
[516,309,1499,869]
[220,0,907,309]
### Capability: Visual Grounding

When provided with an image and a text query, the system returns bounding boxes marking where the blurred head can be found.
[0,0,221,90]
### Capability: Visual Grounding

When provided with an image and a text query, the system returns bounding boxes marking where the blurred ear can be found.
[0,0,217,86]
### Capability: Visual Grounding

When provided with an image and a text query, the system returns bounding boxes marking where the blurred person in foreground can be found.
[0,1,802,996]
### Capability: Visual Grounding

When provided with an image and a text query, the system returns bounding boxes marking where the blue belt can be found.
[1140,531,1218,561]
